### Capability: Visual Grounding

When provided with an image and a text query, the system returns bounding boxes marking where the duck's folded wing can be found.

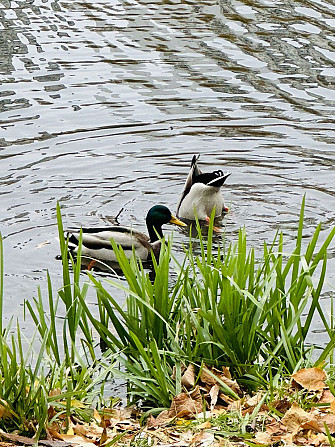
[66,226,150,250]
[177,154,202,216]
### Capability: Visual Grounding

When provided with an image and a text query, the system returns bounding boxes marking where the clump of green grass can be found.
[78,197,335,407]
[0,204,116,439]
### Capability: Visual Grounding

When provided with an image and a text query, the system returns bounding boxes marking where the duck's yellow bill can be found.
[169,215,187,227]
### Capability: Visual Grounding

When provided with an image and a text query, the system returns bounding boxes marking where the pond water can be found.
[1,0,335,340]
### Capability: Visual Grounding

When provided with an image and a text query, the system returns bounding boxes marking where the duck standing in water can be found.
[65,205,186,266]
[176,155,231,221]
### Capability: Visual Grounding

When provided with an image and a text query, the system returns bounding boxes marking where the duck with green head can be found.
[66,205,186,265]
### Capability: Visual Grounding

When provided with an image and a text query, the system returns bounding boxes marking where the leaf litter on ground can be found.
[1,366,335,446]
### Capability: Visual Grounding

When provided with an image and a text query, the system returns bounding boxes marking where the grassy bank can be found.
[0,197,334,445]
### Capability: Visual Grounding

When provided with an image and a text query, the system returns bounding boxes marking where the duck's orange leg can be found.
[205,216,222,233]
[87,260,97,271]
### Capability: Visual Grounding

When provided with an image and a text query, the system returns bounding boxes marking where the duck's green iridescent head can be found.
[146,205,186,242]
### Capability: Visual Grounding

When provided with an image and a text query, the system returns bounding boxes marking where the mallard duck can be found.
[65,205,186,265]
[176,155,231,221]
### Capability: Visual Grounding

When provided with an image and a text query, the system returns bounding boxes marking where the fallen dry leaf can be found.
[311,432,329,446]
[168,386,203,419]
[73,424,94,439]
[218,392,235,406]
[280,432,295,445]
[146,415,157,428]
[244,393,265,409]
[200,366,218,387]
[197,421,212,430]
[216,440,234,447]
[172,364,186,381]
[148,410,175,428]
[209,384,220,410]
[218,377,241,397]
[181,364,195,390]
[271,398,291,415]
[266,419,287,437]
[200,366,242,397]
[99,407,133,423]
[300,419,323,433]
[293,432,313,445]
[282,402,320,435]
[49,388,62,398]
[319,413,335,433]
[221,366,232,380]
[191,430,215,446]
[292,367,327,391]
[319,389,335,404]
[253,431,273,445]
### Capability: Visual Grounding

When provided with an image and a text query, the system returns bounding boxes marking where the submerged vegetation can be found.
[0,197,334,444]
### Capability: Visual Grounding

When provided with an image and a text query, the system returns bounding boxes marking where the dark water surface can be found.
[1,0,335,336]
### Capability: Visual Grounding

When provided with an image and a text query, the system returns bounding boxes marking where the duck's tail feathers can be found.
[177,155,202,215]
[191,154,202,178]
